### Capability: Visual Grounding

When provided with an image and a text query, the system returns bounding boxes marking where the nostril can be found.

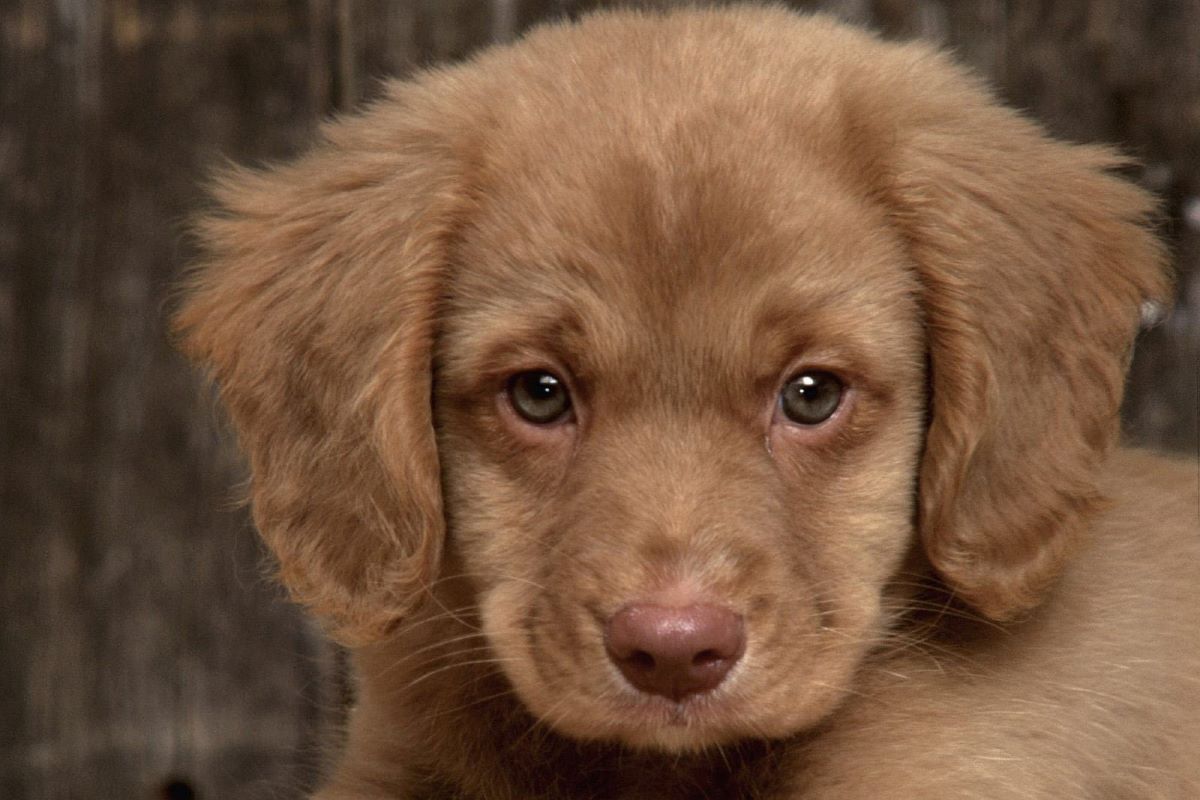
[628,650,656,671]
[693,649,721,667]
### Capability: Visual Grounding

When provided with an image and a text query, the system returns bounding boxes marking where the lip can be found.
[586,694,756,752]
[608,685,743,729]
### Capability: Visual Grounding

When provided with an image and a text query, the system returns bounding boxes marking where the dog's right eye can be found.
[507,370,572,424]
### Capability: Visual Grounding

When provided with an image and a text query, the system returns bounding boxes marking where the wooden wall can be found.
[2,1,1196,798]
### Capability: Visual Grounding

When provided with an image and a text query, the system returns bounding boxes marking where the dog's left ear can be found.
[883,59,1171,620]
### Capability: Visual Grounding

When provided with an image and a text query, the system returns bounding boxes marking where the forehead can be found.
[440,62,920,396]
[448,159,917,373]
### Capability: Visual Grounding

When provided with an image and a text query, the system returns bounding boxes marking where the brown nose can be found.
[604,604,745,701]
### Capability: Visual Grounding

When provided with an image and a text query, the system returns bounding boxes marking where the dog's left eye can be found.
[780,371,844,425]
[507,370,572,424]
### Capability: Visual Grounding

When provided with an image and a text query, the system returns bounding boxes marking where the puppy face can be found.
[436,127,924,747]
[175,7,1167,760]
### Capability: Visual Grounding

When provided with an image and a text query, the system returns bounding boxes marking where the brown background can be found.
[2,1,1197,798]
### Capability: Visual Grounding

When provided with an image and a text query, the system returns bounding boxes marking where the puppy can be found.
[175,7,1200,799]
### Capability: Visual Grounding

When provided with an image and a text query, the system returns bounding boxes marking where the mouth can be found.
[567,677,761,751]
[618,687,734,724]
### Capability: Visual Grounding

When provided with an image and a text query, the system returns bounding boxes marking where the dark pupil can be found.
[526,375,557,400]
[782,372,841,424]
[512,372,569,422]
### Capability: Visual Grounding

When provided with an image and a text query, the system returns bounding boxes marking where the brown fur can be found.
[174,7,1199,799]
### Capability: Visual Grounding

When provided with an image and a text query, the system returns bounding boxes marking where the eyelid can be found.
[772,361,847,398]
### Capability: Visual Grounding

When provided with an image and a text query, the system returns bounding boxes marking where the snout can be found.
[605,603,745,701]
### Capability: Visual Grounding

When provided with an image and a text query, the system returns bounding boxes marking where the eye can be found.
[779,371,844,425]
[507,370,572,425]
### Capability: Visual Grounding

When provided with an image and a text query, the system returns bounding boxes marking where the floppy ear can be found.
[886,61,1170,620]
[174,84,472,645]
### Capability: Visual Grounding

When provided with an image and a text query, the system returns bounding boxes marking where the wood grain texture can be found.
[1,2,342,798]
[2,1,1195,798]
[336,0,495,104]
[1002,0,1199,453]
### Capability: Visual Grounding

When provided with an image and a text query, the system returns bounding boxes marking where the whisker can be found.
[425,685,521,722]
[398,656,524,696]
[372,634,497,682]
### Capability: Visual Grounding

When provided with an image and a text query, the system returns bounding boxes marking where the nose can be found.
[604,604,745,701]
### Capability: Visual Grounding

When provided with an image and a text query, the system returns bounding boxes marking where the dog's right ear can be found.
[174,83,472,646]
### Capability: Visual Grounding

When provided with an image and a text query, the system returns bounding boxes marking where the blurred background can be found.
[2,1,1197,798]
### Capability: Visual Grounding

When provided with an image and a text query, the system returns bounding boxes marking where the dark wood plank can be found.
[336,0,497,105]
[1004,0,1199,453]
[1,2,342,797]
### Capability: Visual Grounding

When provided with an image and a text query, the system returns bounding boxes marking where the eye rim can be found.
[506,369,574,425]
[778,369,845,426]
